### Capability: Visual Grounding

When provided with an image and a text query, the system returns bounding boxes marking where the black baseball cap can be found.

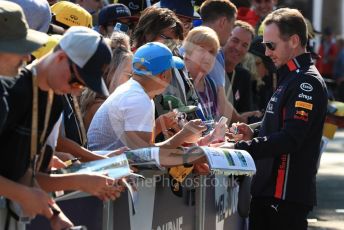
[98,3,134,26]
[118,0,148,16]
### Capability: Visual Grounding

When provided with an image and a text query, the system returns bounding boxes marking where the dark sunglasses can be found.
[68,59,86,89]
[262,41,277,51]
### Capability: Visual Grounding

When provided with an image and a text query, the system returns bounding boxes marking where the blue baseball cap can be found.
[133,42,184,76]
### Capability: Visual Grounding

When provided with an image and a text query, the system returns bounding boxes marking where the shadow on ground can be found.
[308,130,344,230]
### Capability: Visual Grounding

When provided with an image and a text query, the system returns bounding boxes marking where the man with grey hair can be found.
[223,20,256,113]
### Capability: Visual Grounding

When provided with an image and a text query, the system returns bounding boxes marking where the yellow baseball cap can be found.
[32,34,62,59]
[51,1,93,28]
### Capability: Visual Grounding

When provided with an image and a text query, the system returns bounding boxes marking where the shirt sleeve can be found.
[119,92,154,133]
[235,75,327,159]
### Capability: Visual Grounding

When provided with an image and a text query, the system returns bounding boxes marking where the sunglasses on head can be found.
[262,41,277,51]
[68,59,86,89]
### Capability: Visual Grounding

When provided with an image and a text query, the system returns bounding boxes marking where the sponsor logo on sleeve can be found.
[295,101,313,110]
[276,86,284,93]
[266,102,274,114]
[270,97,278,102]
[300,83,313,92]
[235,90,240,101]
[298,93,312,101]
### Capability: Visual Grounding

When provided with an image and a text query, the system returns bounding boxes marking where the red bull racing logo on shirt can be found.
[294,110,309,121]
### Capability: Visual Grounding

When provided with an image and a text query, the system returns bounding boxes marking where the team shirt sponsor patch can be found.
[295,101,313,110]
[298,93,312,101]
[300,83,313,92]
[294,110,309,121]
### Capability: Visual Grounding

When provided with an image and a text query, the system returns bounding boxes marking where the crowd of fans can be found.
[0,0,336,229]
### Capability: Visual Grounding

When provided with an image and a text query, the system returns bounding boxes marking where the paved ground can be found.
[308,129,344,230]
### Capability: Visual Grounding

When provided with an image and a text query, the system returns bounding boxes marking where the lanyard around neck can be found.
[226,69,236,101]
[30,66,54,182]
[71,95,88,147]
[196,78,213,120]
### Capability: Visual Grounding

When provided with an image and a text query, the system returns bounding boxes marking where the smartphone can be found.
[202,119,215,135]
[114,22,129,34]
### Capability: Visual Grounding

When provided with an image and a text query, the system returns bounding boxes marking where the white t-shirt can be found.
[46,114,63,149]
[87,78,155,151]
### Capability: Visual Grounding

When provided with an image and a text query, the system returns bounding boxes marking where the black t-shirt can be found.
[0,68,63,181]
[251,73,274,111]
[0,79,14,134]
[225,66,253,113]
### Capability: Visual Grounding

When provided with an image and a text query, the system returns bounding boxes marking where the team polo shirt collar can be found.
[277,52,314,83]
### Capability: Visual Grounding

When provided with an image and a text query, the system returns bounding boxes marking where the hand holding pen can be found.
[228,122,254,142]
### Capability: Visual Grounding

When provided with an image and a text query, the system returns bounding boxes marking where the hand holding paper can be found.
[76,174,124,201]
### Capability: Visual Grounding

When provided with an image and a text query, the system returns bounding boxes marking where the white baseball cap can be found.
[59,26,112,96]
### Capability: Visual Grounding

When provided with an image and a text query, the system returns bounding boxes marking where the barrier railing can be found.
[27,172,246,230]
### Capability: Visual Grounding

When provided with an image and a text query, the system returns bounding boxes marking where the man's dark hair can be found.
[231,0,251,8]
[234,20,255,40]
[263,8,308,47]
[200,0,237,23]
[132,7,184,49]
